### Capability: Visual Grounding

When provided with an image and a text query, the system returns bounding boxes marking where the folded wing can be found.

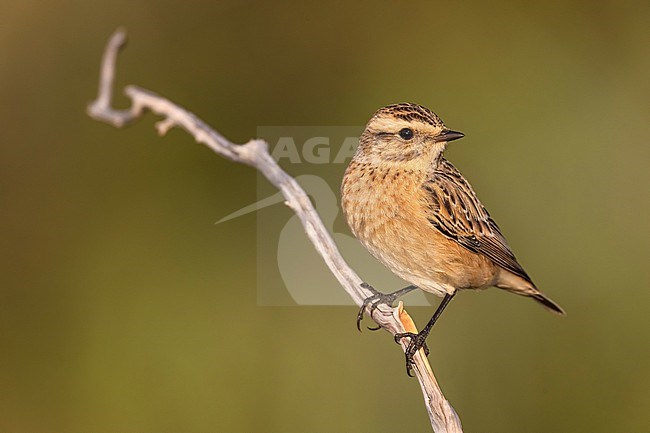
[424,159,534,286]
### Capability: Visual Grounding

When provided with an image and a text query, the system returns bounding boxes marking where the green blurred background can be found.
[1,1,649,432]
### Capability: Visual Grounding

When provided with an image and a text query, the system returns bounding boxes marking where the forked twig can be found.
[87,29,462,433]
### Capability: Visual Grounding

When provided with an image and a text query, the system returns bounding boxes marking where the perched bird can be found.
[341,103,564,374]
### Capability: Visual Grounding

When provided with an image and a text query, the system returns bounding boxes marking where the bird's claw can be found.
[356,282,400,331]
[394,331,430,376]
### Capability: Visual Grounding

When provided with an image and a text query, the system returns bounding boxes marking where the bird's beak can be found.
[433,129,465,143]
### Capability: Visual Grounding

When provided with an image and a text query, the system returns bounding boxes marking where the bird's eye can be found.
[399,128,414,140]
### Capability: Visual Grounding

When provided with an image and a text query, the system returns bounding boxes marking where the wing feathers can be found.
[424,159,533,285]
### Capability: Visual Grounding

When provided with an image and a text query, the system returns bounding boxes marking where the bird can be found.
[341,103,564,375]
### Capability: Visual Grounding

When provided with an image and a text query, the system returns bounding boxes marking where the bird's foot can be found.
[394,331,430,377]
[356,283,417,331]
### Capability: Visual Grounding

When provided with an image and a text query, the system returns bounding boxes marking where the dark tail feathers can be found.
[532,292,566,316]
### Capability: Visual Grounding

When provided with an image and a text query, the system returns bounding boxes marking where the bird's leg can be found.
[357,283,418,331]
[394,291,456,376]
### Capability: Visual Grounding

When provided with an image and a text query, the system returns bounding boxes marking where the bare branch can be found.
[87,28,463,433]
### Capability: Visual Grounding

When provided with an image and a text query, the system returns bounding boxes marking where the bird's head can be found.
[356,103,464,168]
